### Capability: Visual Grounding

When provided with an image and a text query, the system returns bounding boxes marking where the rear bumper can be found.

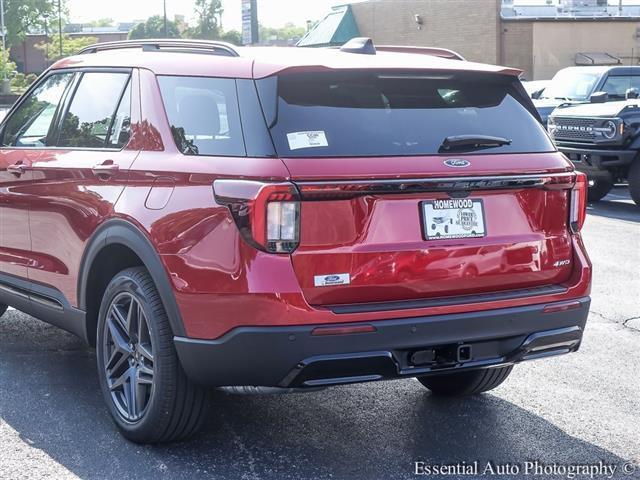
[558,146,636,175]
[174,296,590,388]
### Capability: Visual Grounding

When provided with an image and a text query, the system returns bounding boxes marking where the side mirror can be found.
[589,91,608,103]
[626,88,639,100]
[531,88,545,100]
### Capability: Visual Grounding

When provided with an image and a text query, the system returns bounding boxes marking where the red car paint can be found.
[0,45,591,343]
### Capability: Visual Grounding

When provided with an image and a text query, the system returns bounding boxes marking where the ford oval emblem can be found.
[325,275,340,282]
[444,159,471,168]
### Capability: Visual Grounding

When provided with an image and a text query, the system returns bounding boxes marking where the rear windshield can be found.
[263,71,554,157]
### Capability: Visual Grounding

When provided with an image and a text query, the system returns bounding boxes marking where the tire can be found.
[0,303,7,318]
[96,267,207,443]
[417,366,513,396]
[587,174,613,202]
[629,158,640,206]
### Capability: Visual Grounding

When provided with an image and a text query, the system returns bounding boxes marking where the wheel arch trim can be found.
[78,218,186,338]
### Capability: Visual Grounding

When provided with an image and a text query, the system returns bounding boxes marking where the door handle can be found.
[91,161,119,179]
[7,163,26,176]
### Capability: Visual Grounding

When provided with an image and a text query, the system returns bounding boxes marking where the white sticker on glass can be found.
[287,131,328,150]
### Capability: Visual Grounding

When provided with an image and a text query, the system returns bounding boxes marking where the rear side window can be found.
[58,72,131,149]
[2,72,73,147]
[601,75,640,101]
[263,71,554,157]
[158,76,246,157]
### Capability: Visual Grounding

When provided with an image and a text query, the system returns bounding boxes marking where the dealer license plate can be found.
[422,198,486,240]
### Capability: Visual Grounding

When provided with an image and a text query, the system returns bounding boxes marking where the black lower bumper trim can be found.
[559,146,636,172]
[326,285,567,314]
[174,297,590,388]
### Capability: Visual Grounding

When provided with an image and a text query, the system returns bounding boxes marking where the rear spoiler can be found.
[375,46,521,77]
[376,45,465,61]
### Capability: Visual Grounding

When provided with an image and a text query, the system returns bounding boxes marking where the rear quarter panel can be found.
[113,69,300,337]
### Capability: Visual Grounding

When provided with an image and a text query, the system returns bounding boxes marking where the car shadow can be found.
[1,314,635,479]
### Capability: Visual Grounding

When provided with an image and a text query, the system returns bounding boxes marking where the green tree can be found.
[89,18,115,28]
[3,0,66,48]
[220,30,242,46]
[35,35,98,62]
[128,15,180,39]
[190,0,223,40]
[259,22,306,44]
[0,47,17,80]
[11,72,37,94]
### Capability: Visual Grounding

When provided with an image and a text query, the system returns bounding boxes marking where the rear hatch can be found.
[259,69,575,307]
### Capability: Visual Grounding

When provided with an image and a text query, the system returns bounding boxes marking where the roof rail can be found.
[78,39,240,57]
[376,45,466,61]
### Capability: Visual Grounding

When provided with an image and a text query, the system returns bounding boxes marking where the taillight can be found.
[213,179,300,253]
[266,201,299,251]
[569,171,588,233]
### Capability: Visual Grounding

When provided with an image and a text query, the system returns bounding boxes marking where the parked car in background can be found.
[534,66,640,124]
[0,38,591,443]
[549,89,640,204]
[522,80,550,99]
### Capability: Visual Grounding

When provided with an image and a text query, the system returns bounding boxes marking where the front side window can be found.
[58,72,131,149]
[158,76,246,157]
[1,73,73,147]
[264,71,554,158]
[601,76,640,100]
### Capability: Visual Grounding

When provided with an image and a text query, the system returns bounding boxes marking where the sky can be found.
[66,0,639,30]
[66,0,366,29]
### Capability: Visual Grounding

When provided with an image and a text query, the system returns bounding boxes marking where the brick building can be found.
[12,30,129,74]
[299,1,640,80]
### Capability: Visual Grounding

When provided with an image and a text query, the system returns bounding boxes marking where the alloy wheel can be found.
[102,292,155,422]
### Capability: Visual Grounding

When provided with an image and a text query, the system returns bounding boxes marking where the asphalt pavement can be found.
[0,187,638,480]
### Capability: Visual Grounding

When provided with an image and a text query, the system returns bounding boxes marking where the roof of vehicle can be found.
[50,40,521,79]
[553,65,640,77]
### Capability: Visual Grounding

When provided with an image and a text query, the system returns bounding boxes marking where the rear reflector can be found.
[543,301,582,314]
[311,325,377,336]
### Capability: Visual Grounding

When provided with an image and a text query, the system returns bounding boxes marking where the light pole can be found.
[163,0,168,37]
[58,0,63,57]
[45,17,50,66]
[0,0,9,94]
[0,0,5,58]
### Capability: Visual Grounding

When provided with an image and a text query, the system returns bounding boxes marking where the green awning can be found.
[297,5,360,47]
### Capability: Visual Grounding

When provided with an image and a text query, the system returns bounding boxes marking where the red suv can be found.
[0,39,591,443]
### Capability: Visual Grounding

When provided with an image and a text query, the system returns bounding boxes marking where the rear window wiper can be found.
[438,135,512,153]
